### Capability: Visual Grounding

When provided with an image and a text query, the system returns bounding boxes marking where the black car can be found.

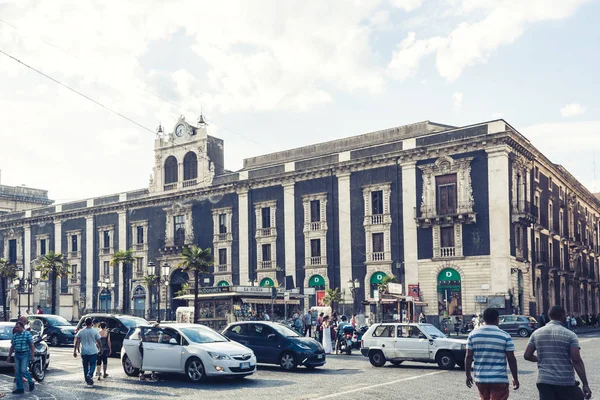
[499,315,538,337]
[27,315,76,346]
[75,314,148,355]
[222,321,326,370]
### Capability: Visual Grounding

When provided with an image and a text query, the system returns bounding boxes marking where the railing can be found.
[309,256,322,266]
[218,233,228,241]
[371,214,384,224]
[70,277,79,285]
[309,221,324,231]
[163,183,177,191]
[370,252,385,262]
[260,260,273,269]
[182,179,197,188]
[511,200,538,219]
[439,247,456,258]
[69,251,81,259]
[256,227,276,237]
[416,202,475,219]
[134,269,145,279]
[216,264,229,273]
[134,243,145,251]
[100,248,111,255]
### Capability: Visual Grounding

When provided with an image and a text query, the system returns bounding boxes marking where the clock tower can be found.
[149,114,224,194]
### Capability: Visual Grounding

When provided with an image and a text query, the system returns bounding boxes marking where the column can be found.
[283,182,296,287]
[486,145,511,295]
[53,220,62,305]
[400,161,418,288]
[238,189,249,285]
[118,211,127,310]
[337,172,352,301]
[85,216,95,309]
[23,226,31,280]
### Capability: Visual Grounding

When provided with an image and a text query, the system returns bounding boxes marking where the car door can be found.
[395,325,430,360]
[225,324,250,346]
[122,327,143,369]
[143,328,184,372]
[500,316,517,335]
[247,323,278,364]
[371,324,396,359]
[108,318,127,354]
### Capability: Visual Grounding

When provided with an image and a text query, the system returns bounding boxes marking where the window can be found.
[71,235,77,252]
[71,265,78,277]
[261,207,271,228]
[372,325,394,338]
[515,226,521,249]
[534,166,539,180]
[436,174,457,215]
[103,231,110,249]
[310,239,321,257]
[559,186,564,199]
[549,177,553,190]
[8,239,17,264]
[440,226,455,248]
[183,152,198,181]
[398,326,423,338]
[136,257,144,273]
[559,210,564,236]
[372,233,384,253]
[164,156,178,184]
[136,226,144,244]
[310,200,321,222]
[262,244,272,262]
[371,191,383,215]
[218,248,227,265]
[103,261,110,277]
[218,214,227,234]
[174,215,185,246]
[40,239,47,256]
[549,203,554,230]
[549,242,553,265]
[534,195,540,220]
[560,246,565,268]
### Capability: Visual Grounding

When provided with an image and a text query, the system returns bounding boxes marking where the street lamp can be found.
[347,278,361,312]
[146,261,169,323]
[97,276,114,313]
[13,266,24,317]
[247,279,258,287]
[25,261,41,314]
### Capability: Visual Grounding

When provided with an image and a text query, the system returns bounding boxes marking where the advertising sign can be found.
[316,290,326,306]
[388,283,403,295]
[408,284,419,298]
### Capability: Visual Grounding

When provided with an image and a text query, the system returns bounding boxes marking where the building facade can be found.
[0,117,598,321]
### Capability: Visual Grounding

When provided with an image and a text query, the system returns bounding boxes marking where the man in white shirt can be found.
[73,317,102,386]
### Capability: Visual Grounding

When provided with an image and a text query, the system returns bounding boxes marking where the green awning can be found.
[437,268,461,282]
[308,275,325,287]
[217,280,229,287]
[260,278,275,287]
[370,272,388,284]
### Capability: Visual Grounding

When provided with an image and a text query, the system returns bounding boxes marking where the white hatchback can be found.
[121,323,257,382]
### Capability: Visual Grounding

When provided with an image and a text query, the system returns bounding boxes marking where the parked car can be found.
[222,321,326,370]
[27,315,75,346]
[0,322,51,376]
[75,314,148,355]
[360,323,466,369]
[498,315,538,337]
[121,323,256,382]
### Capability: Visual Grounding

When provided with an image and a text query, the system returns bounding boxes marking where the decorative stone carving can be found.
[163,202,194,247]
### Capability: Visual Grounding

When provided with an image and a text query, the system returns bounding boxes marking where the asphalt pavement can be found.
[1,331,600,399]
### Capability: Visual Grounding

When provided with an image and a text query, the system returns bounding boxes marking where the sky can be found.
[0,0,599,203]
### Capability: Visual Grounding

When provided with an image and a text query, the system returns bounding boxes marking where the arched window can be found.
[183,152,198,181]
[164,156,178,184]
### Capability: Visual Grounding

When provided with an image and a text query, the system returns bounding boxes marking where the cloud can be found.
[387,0,589,81]
[453,92,463,110]
[389,0,424,12]
[560,103,587,118]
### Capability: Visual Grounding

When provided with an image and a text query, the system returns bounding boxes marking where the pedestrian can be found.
[95,322,112,380]
[263,311,270,321]
[322,316,333,354]
[316,312,324,343]
[571,315,578,333]
[73,317,102,386]
[419,312,427,323]
[454,316,461,336]
[465,308,519,400]
[24,309,30,317]
[566,315,572,330]
[524,305,592,400]
[474,314,483,329]
[539,312,547,327]
[36,305,43,315]
[7,321,35,394]
[350,314,357,329]
[294,313,303,334]
[303,309,312,338]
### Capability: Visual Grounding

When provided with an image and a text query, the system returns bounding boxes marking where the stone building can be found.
[0,116,598,322]
[0,177,53,215]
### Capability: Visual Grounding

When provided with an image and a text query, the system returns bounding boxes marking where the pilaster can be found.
[85,216,95,309]
[238,188,249,284]
[24,226,31,279]
[283,182,296,287]
[400,160,418,288]
[54,220,62,296]
[118,210,127,310]
[337,172,352,301]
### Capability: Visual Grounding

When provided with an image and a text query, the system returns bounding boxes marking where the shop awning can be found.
[174,293,237,300]
[242,298,300,305]
[366,298,398,304]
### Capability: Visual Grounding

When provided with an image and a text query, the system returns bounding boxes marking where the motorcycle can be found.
[30,334,49,382]
[352,325,368,350]
[336,325,355,355]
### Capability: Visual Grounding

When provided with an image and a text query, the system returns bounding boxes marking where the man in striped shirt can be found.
[524,305,591,400]
[465,308,519,400]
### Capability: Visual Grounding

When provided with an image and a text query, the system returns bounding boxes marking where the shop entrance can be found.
[437,268,462,319]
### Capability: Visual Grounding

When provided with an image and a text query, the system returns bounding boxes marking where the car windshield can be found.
[272,324,300,337]
[181,327,229,344]
[119,317,149,329]
[42,316,72,327]
[0,325,14,340]
[419,324,446,338]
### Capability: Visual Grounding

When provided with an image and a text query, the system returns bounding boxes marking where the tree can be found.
[378,275,399,295]
[36,251,70,315]
[110,249,136,314]
[178,246,213,324]
[174,283,189,297]
[323,287,343,309]
[0,258,17,321]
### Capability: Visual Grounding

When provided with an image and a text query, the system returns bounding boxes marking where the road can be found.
[1,331,600,399]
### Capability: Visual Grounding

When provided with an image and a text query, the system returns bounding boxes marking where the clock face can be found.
[175,124,185,137]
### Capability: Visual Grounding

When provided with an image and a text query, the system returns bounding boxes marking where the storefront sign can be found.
[304,287,316,295]
[316,290,326,306]
[487,296,506,309]
[236,286,271,294]
[308,274,325,287]
[475,295,487,303]
[197,286,230,295]
[370,272,387,284]
[388,283,403,295]
[408,284,419,298]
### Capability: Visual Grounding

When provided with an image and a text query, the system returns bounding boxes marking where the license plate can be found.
[317,354,324,359]
[240,362,250,369]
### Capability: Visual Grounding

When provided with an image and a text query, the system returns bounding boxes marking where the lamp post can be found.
[247,279,258,287]
[347,278,361,314]
[97,276,114,313]
[25,261,41,314]
[13,266,24,318]
[146,261,169,323]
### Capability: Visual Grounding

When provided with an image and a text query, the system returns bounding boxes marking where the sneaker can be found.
[85,375,94,385]
[103,373,109,378]
[12,389,24,394]
[29,381,35,392]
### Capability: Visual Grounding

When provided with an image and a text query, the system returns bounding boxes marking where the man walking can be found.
[303,310,312,338]
[8,321,35,394]
[524,306,592,400]
[74,317,102,386]
[465,308,519,400]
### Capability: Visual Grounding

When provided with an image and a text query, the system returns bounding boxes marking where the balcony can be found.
[134,269,145,279]
[305,221,327,232]
[256,227,276,238]
[163,183,177,191]
[415,203,476,228]
[511,201,538,225]
[215,264,230,273]
[100,248,112,255]
[364,213,392,227]
[569,234,583,248]
[260,260,273,269]
[535,251,548,266]
[182,179,198,188]
[439,247,456,258]
[133,243,145,251]
[309,256,322,266]
[69,277,80,285]
[69,251,81,259]
[369,252,385,262]
[214,232,233,243]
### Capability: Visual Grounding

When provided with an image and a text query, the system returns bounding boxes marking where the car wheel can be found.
[50,335,59,347]
[185,357,205,382]
[369,351,386,367]
[390,361,403,366]
[518,328,530,338]
[436,351,456,370]
[279,352,297,371]
[122,355,140,377]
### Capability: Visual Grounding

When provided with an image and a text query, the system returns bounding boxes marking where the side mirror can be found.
[267,334,277,340]
[169,338,178,345]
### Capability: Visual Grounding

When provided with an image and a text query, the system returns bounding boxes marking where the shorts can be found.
[96,351,108,365]
[537,383,585,400]
[476,383,509,400]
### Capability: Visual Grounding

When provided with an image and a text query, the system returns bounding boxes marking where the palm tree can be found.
[110,249,136,314]
[0,258,17,321]
[323,287,343,309]
[378,275,399,295]
[178,246,213,324]
[36,251,70,315]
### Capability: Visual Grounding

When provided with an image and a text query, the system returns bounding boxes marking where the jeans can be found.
[81,354,98,379]
[15,351,34,391]
[304,325,312,338]
[537,383,585,400]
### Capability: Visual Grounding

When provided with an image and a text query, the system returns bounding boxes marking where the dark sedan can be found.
[27,315,76,346]
[499,315,538,337]
[222,321,326,370]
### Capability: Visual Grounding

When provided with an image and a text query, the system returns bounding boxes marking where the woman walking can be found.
[322,316,333,354]
[96,322,111,380]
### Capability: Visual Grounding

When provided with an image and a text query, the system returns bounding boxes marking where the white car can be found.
[121,323,257,382]
[0,321,51,379]
[360,323,466,369]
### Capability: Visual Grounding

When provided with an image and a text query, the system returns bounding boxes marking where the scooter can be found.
[336,325,354,355]
[352,325,368,350]
[9,334,49,382]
